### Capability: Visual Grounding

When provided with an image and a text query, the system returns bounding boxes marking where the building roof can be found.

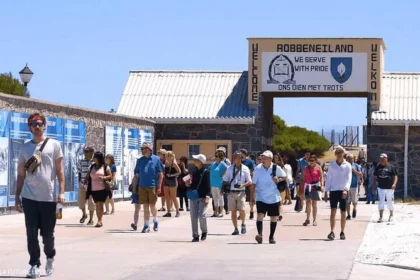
[372,73,420,125]
[117,70,255,124]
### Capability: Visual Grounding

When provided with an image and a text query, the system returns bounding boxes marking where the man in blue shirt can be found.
[346,154,362,220]
[240,149,256,220]
[133,142,164,233]
[252,150,286,244]
[209,151,228,217]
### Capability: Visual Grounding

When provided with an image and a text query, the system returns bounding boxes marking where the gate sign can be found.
[262,52,367,92]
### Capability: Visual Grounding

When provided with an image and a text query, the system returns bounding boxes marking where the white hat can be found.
[192,154,207,164]
[260,150,273,159]
[216,147,226,154]
[140,142,152,150]
[380,153,388,158]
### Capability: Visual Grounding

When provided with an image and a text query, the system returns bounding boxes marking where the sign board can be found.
[261,52,368,92]
[248,38,385,109]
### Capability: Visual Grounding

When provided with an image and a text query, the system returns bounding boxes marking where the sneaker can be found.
[277,215,283,222]
[255,234,263,244]
[327,232,335,240]
[192,236,199,242]
[104,211,109,215]
[346,215,351,220]
[26,266,40,278]
[340,232,346,240]
[241,224,247,234]
[163,212,171,217]
[87,220,94,225]
[269,238,276,244]
[366,201,371,204]
[377,217,383,223]
[201,232,207,241]
[175,212,180,218]
[45,258,55,276]
[249,212,254,220]
[131,223,137,231]
[232,228,239,235]
[141,226,151,233]
[388,216,394,222]
[352,209,357,218]
[153,221,159,231]
[179,208,184,211]
[218,213,224,218]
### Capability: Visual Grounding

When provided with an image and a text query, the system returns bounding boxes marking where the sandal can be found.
[303,220,310,226]
[79,214,87,224]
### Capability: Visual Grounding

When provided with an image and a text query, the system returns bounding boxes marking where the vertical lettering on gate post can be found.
[248,42,259,105]
[369,44,379,107]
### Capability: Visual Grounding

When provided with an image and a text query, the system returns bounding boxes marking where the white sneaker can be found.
[388,216,394,222]
[45,258,55,276]
[377,217,383,223]
[26,266,40,278]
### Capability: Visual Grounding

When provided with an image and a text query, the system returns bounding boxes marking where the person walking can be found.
[252,151,286,244]
[323,146,352,241]
[177,156,190,211]
[163,151,181,217]
[104,154,116,215]
[14,112,65,278]
[224,151,252,235]
[133,142,164,233]
[301,154,324,226]
[240,149,256,220]
[372,154,398,223]
[346,154,362,220]
[77,146,95,225]
[210,150,228,217]
[366,162,378,204]
[185,154,211,242]
[282,154,295,202]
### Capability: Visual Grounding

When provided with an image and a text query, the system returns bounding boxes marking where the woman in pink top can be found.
[86,152,112,228]
[300,154,324,226]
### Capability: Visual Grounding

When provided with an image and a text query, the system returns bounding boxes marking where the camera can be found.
[234,184,241,189]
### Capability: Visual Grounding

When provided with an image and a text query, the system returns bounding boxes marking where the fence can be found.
[319,125,366,147]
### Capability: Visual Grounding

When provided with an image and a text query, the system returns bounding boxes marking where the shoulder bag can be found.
[103,164,115,190]
[222,165,241,194]
[272,164,287,192]
[187,169,208,200]
[24,138,49,173]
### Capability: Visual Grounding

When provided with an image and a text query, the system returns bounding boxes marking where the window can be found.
[188,144,200,159]
[161,144,173,151]
[216,144,228,157]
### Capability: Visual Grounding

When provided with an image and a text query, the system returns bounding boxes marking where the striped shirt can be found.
[77,159,92,184]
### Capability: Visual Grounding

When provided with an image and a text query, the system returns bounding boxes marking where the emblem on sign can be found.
[267,54,296,85]
[330,57,352,84]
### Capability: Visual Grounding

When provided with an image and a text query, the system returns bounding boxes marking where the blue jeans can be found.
[367,185,377,202]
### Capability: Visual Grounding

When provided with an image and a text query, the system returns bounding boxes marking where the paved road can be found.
[0,200,375,280]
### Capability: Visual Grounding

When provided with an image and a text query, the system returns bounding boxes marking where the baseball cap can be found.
[140,142,152,150]
[260,150,273,159]
[216,147,226,154]
[192,154,206,164]
[240,149,248,156]
[84,146,94,153]
[380,153,388,158]
[233,150,242,158]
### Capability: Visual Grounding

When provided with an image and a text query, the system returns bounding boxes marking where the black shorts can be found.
[91,190,108,203]
[107,189,113,199]
[256,201,279,217]
[329,190,347,212]
[245,188,250,202]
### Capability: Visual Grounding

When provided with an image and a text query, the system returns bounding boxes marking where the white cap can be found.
[192,154,207,164]
[260,150,273,159]
[216,147,226,154]
[380,153,388,158]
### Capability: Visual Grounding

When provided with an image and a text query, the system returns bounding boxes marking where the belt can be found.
[230,190,245,193]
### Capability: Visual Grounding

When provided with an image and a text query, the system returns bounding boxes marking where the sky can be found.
[1,0,419,133]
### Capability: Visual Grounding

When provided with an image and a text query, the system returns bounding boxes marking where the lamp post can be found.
[19,64,34,97]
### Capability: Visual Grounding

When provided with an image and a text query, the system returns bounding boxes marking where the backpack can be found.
[272,164,287,192]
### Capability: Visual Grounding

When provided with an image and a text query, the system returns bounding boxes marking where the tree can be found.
[272,115,330,157]
[0,72,29,97]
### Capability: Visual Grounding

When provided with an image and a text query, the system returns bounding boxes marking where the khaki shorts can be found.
[347,188,358,204]
[138,187,158,204]
[78,188,96,211]
[280,190,286,201]
[228,191,246,211]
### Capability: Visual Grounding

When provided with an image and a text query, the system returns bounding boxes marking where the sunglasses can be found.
[30,121,44,128]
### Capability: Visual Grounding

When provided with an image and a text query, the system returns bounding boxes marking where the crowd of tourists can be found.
[12,111,399,278]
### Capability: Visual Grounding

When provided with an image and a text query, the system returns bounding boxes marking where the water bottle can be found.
[56,203,63,219]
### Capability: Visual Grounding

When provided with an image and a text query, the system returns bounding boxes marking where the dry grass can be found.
[395,196,420,205]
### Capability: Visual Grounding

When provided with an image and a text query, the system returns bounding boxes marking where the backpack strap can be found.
[272,164,277,177]
[39,138,49,152]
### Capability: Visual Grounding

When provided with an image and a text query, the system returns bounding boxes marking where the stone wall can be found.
[0,93,155,152]
[155,123,262,155]
[367,125,420,198]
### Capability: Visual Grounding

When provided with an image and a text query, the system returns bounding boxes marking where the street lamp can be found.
[19,64,34,97]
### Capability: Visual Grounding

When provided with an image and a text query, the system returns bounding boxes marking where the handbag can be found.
[103,165,115,190]
[187,169,208,200]
[222,165,240,194]
[129,175,138,193]
[272,164,287,192]
[24,138,49,173]
[306,166,322,201]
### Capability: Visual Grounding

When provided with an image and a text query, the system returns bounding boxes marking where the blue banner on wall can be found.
[45,116,64,141]
[0,110,10,207]
[64,120,86,143]
[105,126,123,198]
[9,112,31,140]
[122,128,139,198]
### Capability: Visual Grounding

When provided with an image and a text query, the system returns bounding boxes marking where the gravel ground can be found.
[355,203,420,270]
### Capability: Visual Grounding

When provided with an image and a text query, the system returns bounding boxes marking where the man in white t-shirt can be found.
[15,112,65,278]
[223,151,252,235]
[252,150,286,244]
